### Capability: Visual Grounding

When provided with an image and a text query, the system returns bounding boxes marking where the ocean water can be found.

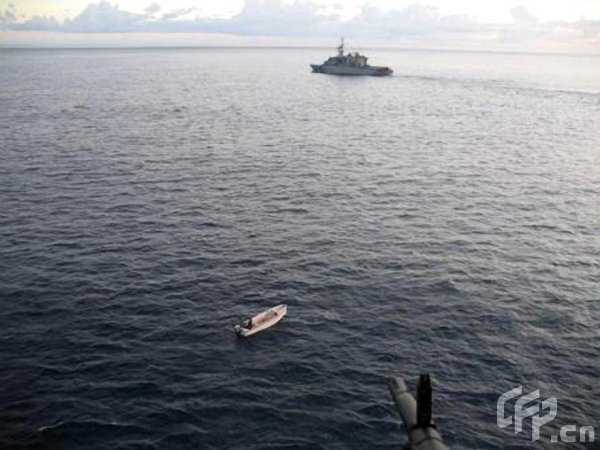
[1,47,599,450]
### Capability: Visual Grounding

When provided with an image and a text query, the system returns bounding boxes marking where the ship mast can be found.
[337,37,344,57]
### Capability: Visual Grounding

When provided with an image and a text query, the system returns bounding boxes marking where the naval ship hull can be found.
[310,64,393,76]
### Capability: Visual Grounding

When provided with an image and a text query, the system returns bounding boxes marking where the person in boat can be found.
[245,318,253,330]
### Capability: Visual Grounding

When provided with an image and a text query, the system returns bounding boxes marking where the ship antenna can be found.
[338,37,344,57]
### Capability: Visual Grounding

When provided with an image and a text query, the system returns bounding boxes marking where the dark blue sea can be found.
[1,47,599,450]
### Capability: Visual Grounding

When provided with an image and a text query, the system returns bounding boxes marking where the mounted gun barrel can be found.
[388,375,448,450]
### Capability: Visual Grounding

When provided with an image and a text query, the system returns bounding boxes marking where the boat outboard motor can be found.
[388,374,448,450]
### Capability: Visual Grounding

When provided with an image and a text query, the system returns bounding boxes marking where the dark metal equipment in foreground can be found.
[388,374,448,450]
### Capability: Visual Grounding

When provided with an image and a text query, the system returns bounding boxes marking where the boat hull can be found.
[310,64,393,76]
[234,304,287,337]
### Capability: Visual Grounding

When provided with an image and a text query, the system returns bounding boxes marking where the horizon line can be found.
[1,44,598,57]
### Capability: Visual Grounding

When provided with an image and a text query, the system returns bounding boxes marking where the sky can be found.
[1,0,599,51]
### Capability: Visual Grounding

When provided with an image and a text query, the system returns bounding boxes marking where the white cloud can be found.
[143,3,161,17]
[62,1,145,32]
[346,3,478,37]
[0,3,17,30]
[160,7,197,21]
[13,15,61,31]
[510,5,538,25]
[213,0,338,36]
[2,0,599,51]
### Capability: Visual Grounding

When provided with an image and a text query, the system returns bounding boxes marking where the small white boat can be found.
[234,304,287,337]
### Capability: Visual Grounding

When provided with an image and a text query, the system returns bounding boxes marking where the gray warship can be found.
[310,38,393,76]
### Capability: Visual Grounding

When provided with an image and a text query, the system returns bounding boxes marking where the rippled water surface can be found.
[1,48,599,450]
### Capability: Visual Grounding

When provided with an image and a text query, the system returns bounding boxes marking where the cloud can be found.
[160,7,197,21]
[0,3,17,30]
[12,15,61,31]
[207,0,338,36]
[2,0,599,51]
[144,3,161,17]
[510,5,538,25]
[346,3,478,37]
[62,1,145,33]
[579,19,600,39]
